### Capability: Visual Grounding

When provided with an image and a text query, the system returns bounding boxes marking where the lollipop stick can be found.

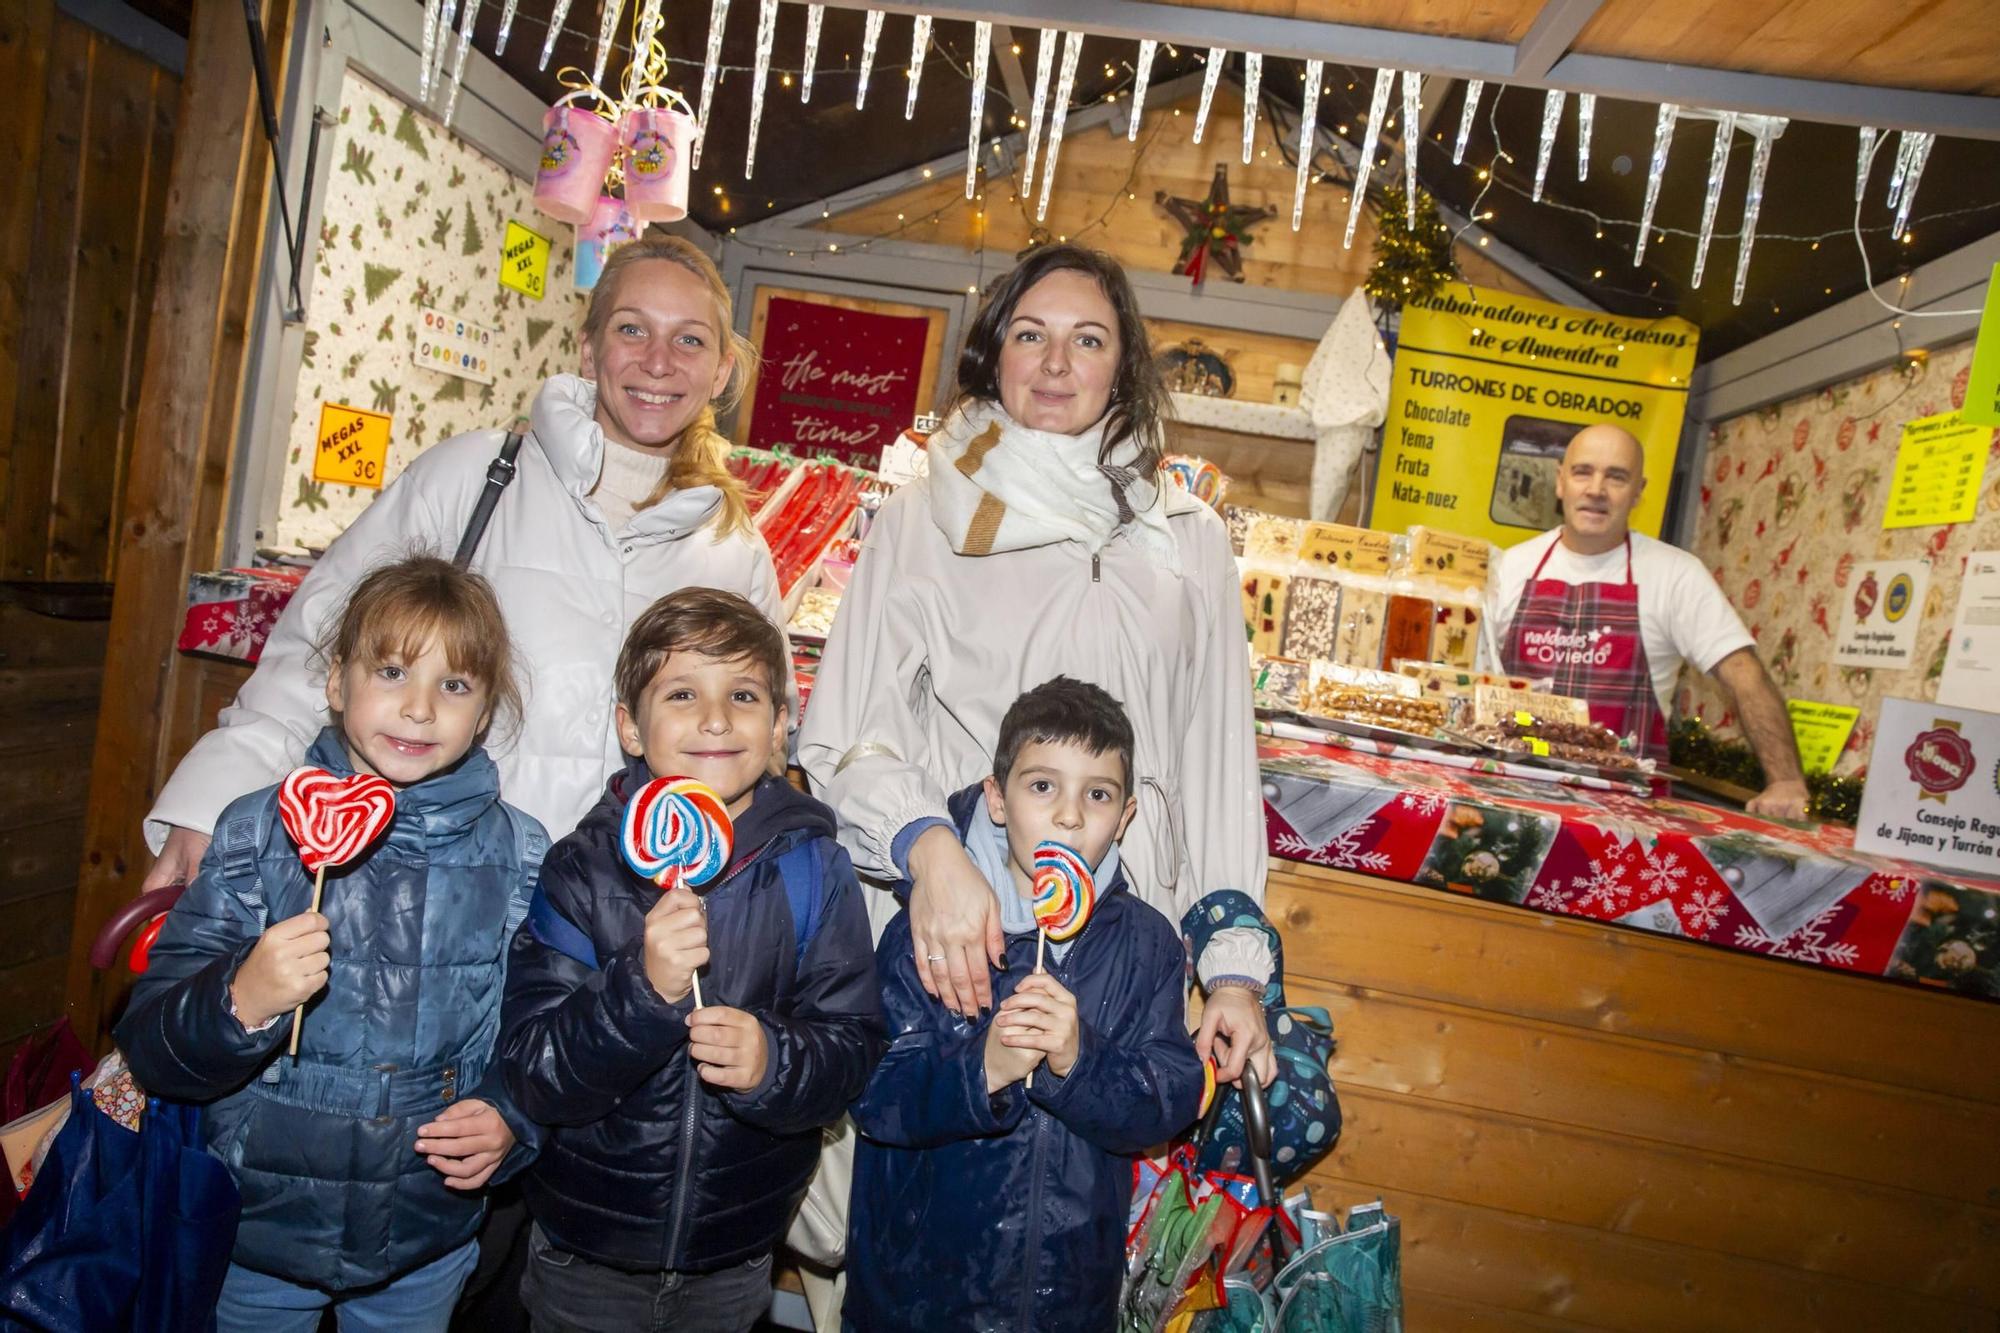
[1026,925,1048,1090]
[288,865,326,1057]
[660,866,706,1011]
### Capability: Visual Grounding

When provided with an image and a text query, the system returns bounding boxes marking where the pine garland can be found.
[1667,717,1863,827]
[1364,185,1458,309]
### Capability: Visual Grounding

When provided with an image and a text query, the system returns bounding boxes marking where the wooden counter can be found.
[1269,858,2000,1331]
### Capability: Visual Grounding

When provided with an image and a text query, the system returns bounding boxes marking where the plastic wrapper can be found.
[1239,567,1289,656]
[1333,586,1387,669]
[1383,594,1435,668]
[1279,575,1340,662]
[1429,599,1482,669]
[1249,654,1310,711]
[1242,514,1305,564]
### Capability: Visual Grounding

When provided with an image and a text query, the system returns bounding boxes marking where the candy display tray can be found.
[1267,708,1490,756]
[1442,728,1656,790]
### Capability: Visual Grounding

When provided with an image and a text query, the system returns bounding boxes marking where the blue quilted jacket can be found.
[116,728,545,1291]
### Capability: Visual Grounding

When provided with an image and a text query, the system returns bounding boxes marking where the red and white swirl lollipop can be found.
[621,775,734,1005]
[1026,840,1096,1088]
[277,766,397,1053]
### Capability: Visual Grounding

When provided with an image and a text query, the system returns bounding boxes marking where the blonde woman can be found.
[143,235,779,882]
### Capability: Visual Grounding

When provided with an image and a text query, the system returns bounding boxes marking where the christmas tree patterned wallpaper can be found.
[1680,339,1992,775]
[269,68,580,551]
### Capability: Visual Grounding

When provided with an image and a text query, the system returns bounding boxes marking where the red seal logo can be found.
[1904,725,1975,801]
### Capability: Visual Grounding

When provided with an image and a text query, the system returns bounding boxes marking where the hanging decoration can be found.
[1888,130,1935,240]
[1366,184,1457,308]
[431,0,458,99]
[905,13,932,118]
[1156,164,1275,287]
[1036,30,1083,223]
[854,9,885,109]
[1533,88,1564,201]
[1192,47,1225,144]
[539,0,573,69]
[692,0,729,168]
[418,0,443,101]
[800,4,823,101]
[1020,28,1056,193]
[1127,38,1156,141]
[1399,69,1420,226]
[1633,102,1678,266]
[1240,52,1262,165]
[744,0,778,177]
[440,0,482,128]
[1690,111,1737,287]
[1576,93,1595,180]
[590,0,625,89]
[632,0,664,64]
[1733,118,1785,305]
[1291,58,1323,231]
[494,0,521,55]
[1452,78,1482,165]
[964,20,991,198]
[1854,126,1877,200]
[1343,67,1395,250]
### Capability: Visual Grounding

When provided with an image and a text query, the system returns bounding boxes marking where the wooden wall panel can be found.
[0,0,55,560]
[1272,862,2000,1329]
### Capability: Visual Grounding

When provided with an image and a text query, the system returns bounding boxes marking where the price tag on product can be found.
[1526,737,1550,757]
[1408,527,1491,587]
[1513,710,1536,726]
[313,403,392,490]
[1786,699,1860,776]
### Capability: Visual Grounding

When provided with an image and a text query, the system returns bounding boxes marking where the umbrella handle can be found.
[89,884,187,971]
[1241,1065,1289,1263]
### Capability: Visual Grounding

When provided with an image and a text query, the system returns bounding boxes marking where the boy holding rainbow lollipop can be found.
[846,676,1205,1332]
[498,589,884,1333]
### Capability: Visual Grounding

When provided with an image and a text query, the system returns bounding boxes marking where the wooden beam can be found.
[1511,0,1604,82]
[989,24,1034,115]
[65,0,294,1051]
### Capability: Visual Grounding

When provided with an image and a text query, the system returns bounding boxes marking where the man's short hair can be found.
[615,588,788,715]
[993,676,1135,792]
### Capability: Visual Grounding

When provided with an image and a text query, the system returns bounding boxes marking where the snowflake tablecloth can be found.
[176,567,307,664]
[1260,736,2000,1001]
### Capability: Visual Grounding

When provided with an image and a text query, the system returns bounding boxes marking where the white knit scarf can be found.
[923,399,1182,575]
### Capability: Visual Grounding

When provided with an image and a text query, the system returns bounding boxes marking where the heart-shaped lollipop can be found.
[277,766,396,1053]
[622,775,734,1006]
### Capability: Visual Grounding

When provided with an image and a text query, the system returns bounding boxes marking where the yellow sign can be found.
[499,220,550,301]
[1297,521,1393,574]
[1371,283,1699,546]
[313,402,392,490]
[1786,699,1860,777]
[1963,263,2000,428]
[1884,409,1992,528]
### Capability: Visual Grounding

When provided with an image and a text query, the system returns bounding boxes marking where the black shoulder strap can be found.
[452,431,525,568]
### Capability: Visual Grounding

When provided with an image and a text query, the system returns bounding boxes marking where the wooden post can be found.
[65,0,296,1049]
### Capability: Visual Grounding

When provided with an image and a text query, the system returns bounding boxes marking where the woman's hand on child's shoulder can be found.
[687,1006,768,1090]
[230,911,330,1029]
[416,1098,515,1191]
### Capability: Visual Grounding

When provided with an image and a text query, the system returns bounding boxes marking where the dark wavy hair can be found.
[951,244,1168,469]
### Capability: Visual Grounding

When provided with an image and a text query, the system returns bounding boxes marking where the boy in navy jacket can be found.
[846,677,1205,1332]
[500,589,884,1333]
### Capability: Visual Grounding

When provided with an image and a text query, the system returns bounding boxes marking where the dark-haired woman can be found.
[799,245,1275,1087]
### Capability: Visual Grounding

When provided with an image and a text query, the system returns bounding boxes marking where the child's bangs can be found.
[356,596,498,688]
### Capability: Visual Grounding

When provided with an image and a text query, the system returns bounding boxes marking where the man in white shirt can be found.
[1494,423,1809,820]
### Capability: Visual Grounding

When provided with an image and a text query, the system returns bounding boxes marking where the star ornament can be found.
[1155,164,1274,286]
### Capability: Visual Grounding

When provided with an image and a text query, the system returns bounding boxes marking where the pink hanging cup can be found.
[534,95,619,225]
[620,105,694,223]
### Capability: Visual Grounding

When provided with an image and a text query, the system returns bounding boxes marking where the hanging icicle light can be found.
[1240,52,1262,165]
[539,0,574,70]
[1576,93,1595,181]
[632,0,665,64]
[1400,69,1419,225]
[1020,28,1056,191]
[590,0,624,89]
[1127,39,1156,141]
[494,0,520,56]
[1291,58,1323,231]
[692,0,730,169]
[1452,78,1483,165]
[1891,131,1934,240]
[1192,47,1225,145]
[440,0,481,128]
[744,0,778,177]
[1634,102,1678,266]
[1853,125,1877,201]
[904,14,932,118]
[854,9,885,109]
[965,20,991,198]
[1691,112,1737,287]
[431,0,458,102]
[1036,30,1083,224]
[1732,119,1785,305]
[1344,67,1395,250]
[1532,89,1564,202]
[800,4,823,102]
[418,0,443,102]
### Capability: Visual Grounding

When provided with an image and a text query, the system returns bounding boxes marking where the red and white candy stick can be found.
[277,767,396,1054]
[621,775,734,1007]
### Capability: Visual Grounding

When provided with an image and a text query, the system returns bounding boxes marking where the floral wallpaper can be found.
[269,68,581,551]
[1679,340,1993,774]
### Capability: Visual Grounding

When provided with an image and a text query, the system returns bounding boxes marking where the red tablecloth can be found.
[1259,735,2000,1002]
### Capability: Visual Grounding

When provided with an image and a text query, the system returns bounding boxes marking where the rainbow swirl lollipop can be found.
[621,775,734,889]
[1031,841,1096,943]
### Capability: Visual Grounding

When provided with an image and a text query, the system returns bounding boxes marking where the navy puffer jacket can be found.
[499,762,886,1273]
[116,728,545,1291]
[845,786,1206,1332]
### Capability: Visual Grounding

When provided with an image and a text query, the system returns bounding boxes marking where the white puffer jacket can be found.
[148,375,783,846]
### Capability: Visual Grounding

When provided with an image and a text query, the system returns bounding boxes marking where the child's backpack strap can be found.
[525,888,599,970]
[214,806,272,927]
[503,805,549,938]
[777,839,827,967]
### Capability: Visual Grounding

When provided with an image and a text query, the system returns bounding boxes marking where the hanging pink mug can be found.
[534,94,619,224]
[621,104,694,223]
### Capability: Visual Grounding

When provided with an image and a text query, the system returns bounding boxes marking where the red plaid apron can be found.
[1501,536,1670,760]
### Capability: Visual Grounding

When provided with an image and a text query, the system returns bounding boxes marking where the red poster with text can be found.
[746,296,929,467]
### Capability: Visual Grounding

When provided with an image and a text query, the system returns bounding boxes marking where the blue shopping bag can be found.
[0,1074,239,1332]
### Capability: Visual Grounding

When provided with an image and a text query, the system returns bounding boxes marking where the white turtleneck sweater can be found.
[590,438,673,533]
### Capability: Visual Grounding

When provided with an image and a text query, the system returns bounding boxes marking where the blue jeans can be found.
[214,1237,479,1333]
[519,1224,773,1333]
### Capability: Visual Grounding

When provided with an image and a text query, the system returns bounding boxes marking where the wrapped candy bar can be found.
[1429,600,1481,669]
[1280,575,1341,662]
[1333,586,1387,669]
[1383,595,1435,668]
[1240,569,1290,656]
